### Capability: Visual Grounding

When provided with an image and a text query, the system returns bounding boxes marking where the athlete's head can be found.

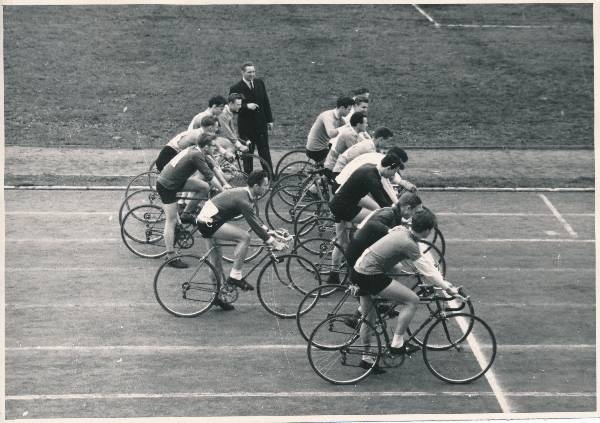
[200,115,219,134]
[394,192,423,220]
[247,169,270,197]
[197,133,218,155]
[373,127,394,150]
[350,112,368,132]
[353,96,369,115]
[227,93,244,113]
[379,150,404,178]
[336,96,355,116]
[387,146,408,163]
[411,208,437,238]
[208,95,227,115]
[351,87,369,100]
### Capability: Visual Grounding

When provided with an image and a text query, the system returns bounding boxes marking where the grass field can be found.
[3,4,593,149]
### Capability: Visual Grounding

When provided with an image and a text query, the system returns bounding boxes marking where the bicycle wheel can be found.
[154,254,220,317]
[120,204,167,258]
[238,152,273,179]
[423,313,496,384]
[417,240,446,277]
[423,227,446,257]
[124,170,159,200]
[277,159,313,179]
[118,188,163,226]
[294,217,336,245]
[296,285,358,344]
[264,184,300,228]
[293,200,331,237]
[256,254,322,318]
[307,314,380,385]
[293,176,329,217]
[274,149,307,177]
[292,237,350,286]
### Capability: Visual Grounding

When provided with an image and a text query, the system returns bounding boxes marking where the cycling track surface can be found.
[3,189,596,420]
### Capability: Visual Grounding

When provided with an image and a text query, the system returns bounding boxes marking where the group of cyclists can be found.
[153,88,460,372]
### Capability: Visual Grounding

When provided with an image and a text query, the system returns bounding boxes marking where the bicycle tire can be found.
[256,253,322,318]
[120,204,167,259]
[118,188,163,226]
[307,314,380,385]
[274,149,307,177]
[296,284,356,345]
[124,170,159,202]
[154,254,220,317]
[292,237,350,286]
[292,200,332,238]
[264,184,300,228]
[276,159,313,179]
[423,312,496,384]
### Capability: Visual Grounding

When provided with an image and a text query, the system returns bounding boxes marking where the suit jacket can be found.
[229,78,273,140]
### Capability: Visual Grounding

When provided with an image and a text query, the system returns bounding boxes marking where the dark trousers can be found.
[243,131,273,175]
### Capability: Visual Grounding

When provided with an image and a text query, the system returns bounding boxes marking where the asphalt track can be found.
[4,189,596,420]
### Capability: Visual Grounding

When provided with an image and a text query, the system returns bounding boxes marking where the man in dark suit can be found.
[229,62,274,175]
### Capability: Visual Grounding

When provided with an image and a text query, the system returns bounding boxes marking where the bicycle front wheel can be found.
[307,314,380,385]
[423,313,497,384]
[256,254,322,318]
[120,204,167,258]
[154,254,221,317]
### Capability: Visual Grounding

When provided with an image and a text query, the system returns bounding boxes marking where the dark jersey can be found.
[197,187,269,241]
[345,207,403,266]
[330,164,392,213]
[157,147,215,191]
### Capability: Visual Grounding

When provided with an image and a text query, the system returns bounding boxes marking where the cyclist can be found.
[352,208,458,372]
[156,133,226,269]
[188,95,227,131]
[155,116,219,173]
[327,150,405,284]
[332,127,395,176]
[196,170,287,308]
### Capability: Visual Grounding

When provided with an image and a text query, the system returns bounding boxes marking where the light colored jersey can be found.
[306,109,344,152]
[333,139,376,173]
[188,109,213,131]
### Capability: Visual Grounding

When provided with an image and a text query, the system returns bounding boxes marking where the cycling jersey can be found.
[336,151,400,202]
[196,187,269,241]
[323,126,359,170]
[332,139,376,173]
[166,128,205,152]
[345,207,403,266]
[157,147,215,191]
[329,164,392,222]
[306,109,344,152]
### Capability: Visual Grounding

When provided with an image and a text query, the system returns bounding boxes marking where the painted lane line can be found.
[6,391,595,401]
[6,211,114,216]
[443,24,551,29]
[412,4,441,27]
[539,194,578,238]
[5,238,595,243]
[454,315,510,413]
[6,344,595,353]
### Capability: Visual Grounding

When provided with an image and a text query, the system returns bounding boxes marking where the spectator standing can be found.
[229,62,274,174]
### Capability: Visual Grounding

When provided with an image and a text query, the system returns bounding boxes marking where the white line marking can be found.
[455,315,511,413]
[539,194,579,238]
[443,24,551,29]
[5,391,595,401]
[412,4,441,27]
[6,344,595,353]
[437,212,594,217]
[5,238,595,244]
[6,211,113,216]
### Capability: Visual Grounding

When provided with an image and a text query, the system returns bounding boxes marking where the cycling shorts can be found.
[156,181,178,204]
[155,146,179,173]
[350,270,392,295]
[306,148,329,163]
[329,198,361,223]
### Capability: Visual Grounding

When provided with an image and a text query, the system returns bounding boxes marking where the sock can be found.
[229,269,243,280]
[391,334,405,348]
[362,355,374,363]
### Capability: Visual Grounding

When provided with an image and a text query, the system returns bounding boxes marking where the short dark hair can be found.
[336,96,355,109]
[240,62,254,71]
[380,151,404,170]
[208,95,227,108]
[411,208,437,234]
[197,133,217,148]
[387,146,408,163]
[373,127,394,139]
[398,192,422,209]
[349,111,367,127]
[247,170,269,187]
[200,115,218,128]
[228,93,244,103]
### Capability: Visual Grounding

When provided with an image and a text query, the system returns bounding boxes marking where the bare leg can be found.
[181,177,210,215]
[163,202,179,256]
[378,280,419,340]
[211,223,251,275]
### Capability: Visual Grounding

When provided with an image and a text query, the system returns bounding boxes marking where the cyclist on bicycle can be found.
[352,208,458,372]
[196,170,287,304]
[332,126,396,176]
[156,133,227,269]
[326,150,405,284]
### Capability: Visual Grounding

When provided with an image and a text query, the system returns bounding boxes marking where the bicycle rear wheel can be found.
[293,200,332,237]
[153,254,220,317]
[256,254,322,318]
[120,204,167,258]
[292,237,350,286]
[296,285,357,345]
[307,314,380,385]
[124,170,159,200]
[118,188,163,226]
[274,149,307,177]
[294,217,336,245]
[423,313,496,384]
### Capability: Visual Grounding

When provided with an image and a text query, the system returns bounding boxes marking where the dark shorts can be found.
[329,199,361,223]
[197,217,226,238]
[350,270,392,295]
[156,146,178,172]
[306,148,329,163]
[156,181,178,204]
